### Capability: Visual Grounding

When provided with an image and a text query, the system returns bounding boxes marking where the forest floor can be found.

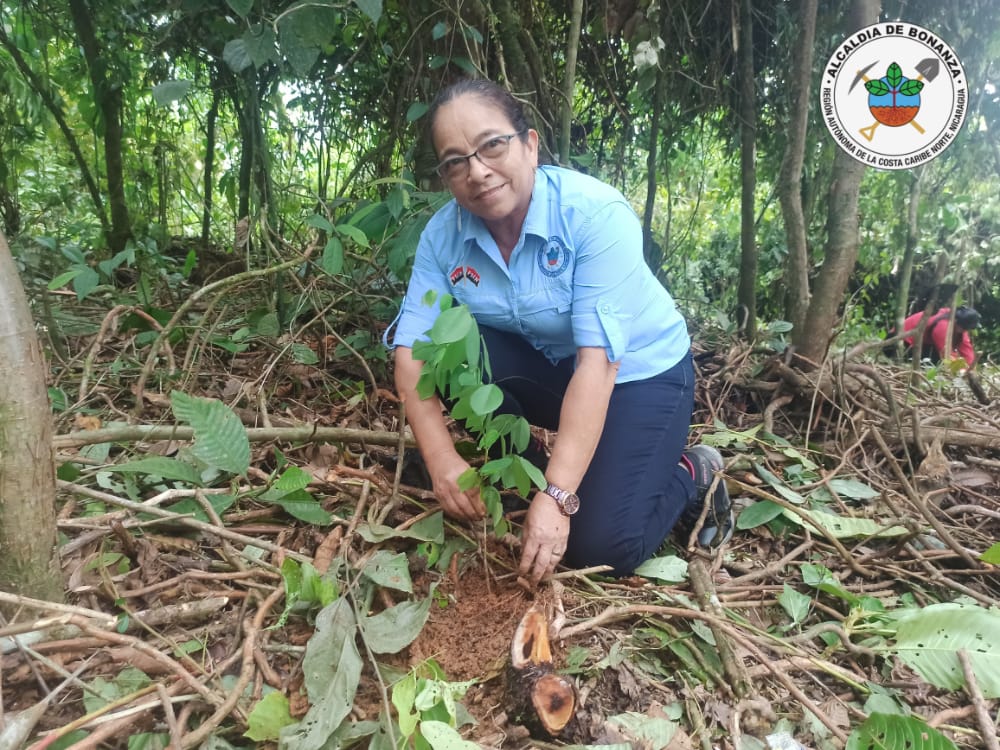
[2,315,1000,750]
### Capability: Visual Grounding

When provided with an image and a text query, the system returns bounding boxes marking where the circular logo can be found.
[538,237,572,277]
[821,22,966,170]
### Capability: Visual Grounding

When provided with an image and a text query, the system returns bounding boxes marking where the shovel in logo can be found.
[856,58,939,141]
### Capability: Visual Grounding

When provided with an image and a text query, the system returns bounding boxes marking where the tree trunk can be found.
[894,167,925,338]
[778,0,817,334]
[202,82,222,246]
[0,230,62,609]
[736,0,757,338]
[643,4,671,273]
[793,0,879,364]
[68,0,132,254]
[558,0,584,165]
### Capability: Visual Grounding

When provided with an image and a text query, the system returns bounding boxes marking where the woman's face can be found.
[432,95,538,229]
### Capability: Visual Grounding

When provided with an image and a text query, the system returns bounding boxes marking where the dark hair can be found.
[425,79,531,155]
[956,305,981,330]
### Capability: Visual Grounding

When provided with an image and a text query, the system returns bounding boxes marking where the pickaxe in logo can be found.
[856,57,939,141]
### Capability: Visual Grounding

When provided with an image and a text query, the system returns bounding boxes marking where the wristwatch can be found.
[544,482,580,516]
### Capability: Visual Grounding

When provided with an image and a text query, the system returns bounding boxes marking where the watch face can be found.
[560,492,580,515]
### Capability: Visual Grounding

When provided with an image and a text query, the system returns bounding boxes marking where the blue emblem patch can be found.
[538,237,571,277]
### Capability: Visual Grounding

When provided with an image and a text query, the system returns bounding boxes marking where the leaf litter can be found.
[2,322,1000,749]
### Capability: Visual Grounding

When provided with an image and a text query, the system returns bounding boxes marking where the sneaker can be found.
[677,445,734,547]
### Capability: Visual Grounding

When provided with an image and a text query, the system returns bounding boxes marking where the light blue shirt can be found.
[384,165,690,383]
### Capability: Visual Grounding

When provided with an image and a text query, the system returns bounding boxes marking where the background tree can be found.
[736,0,758,338]
[793,0,879,364]
[778,0,817,334]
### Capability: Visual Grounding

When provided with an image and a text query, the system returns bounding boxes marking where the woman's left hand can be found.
[518,493,571,584]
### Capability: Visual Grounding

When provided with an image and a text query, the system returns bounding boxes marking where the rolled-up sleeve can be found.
[569,202,644,362]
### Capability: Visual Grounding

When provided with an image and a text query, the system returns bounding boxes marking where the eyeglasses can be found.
[434,130,526,179]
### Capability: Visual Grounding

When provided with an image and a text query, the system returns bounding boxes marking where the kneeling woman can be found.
[384,79,731,583]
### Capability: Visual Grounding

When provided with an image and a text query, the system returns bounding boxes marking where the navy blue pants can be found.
[481,327,698,576]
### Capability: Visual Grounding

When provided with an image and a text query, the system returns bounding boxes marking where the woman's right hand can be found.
[426,450,485,521]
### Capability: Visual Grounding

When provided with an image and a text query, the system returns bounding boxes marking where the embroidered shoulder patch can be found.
[538,237,572,277]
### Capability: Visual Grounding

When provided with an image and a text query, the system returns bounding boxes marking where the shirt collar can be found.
[456,169,545,256]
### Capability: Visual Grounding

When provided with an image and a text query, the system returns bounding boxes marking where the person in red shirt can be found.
[901,306,980,366]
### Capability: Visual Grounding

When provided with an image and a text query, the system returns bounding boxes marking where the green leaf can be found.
[736,500,783,529]
[406,101,429,122]
[281,599,362,749]
[353,0,382,23]
[778,584,812,626]
[981,542,1000,564]
[392,673,420,737]
[827,478,879,500]
[360,550,413,593]
[865,79,890,96]
[846,713,957,750]
[480,456,513,479]
[48,268,83,290]
[245,691,295,741]
[162,494,235,523]
[469,384,503,416]
[606,711,678,748]
[451,56,477,75]
[457,467,480,492]
[226,0,253,17]
[243,24,277,68]
[358,592,434,654]
[127,734,168,750]
[110,457,203,485]
[307,213,335,232]
[335,223,370,248]
[72,267,101,300]
[634,555,688,583]
[170,392,251,475]
[890,603,1000,696]
[419,721,480,749]
[279,25,321,77]
[514,455,546,490]
[429,306,473,345]
[222,38,252,73]
[899,78,924,96]
[291,343,319,365]
[753,463,805,504]
[271,489,332,525]
[783,508,908,539]
[886,62,903,88]
[275,465,311,492]
[358,512,445,544]
[801,563,858,605]
[151,80,192,106]
[83,667,152,713]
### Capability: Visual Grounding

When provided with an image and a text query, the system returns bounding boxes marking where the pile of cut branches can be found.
[2,334,999,750]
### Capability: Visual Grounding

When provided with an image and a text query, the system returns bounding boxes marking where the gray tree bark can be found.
[793,0,880,364]
[779,0,818,334]
[736,0,758,338]
[68,0,132,254]
[0,230,62,608]
[558,0,584,166]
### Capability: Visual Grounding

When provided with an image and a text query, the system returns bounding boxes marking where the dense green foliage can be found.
[1,0,999,354]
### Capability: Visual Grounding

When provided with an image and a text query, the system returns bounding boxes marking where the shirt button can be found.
[600,304,611,313]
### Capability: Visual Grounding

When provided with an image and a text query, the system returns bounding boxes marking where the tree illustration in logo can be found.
[865,62,924,127]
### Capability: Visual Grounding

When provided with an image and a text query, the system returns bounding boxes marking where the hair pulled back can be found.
[426,79,531,155]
